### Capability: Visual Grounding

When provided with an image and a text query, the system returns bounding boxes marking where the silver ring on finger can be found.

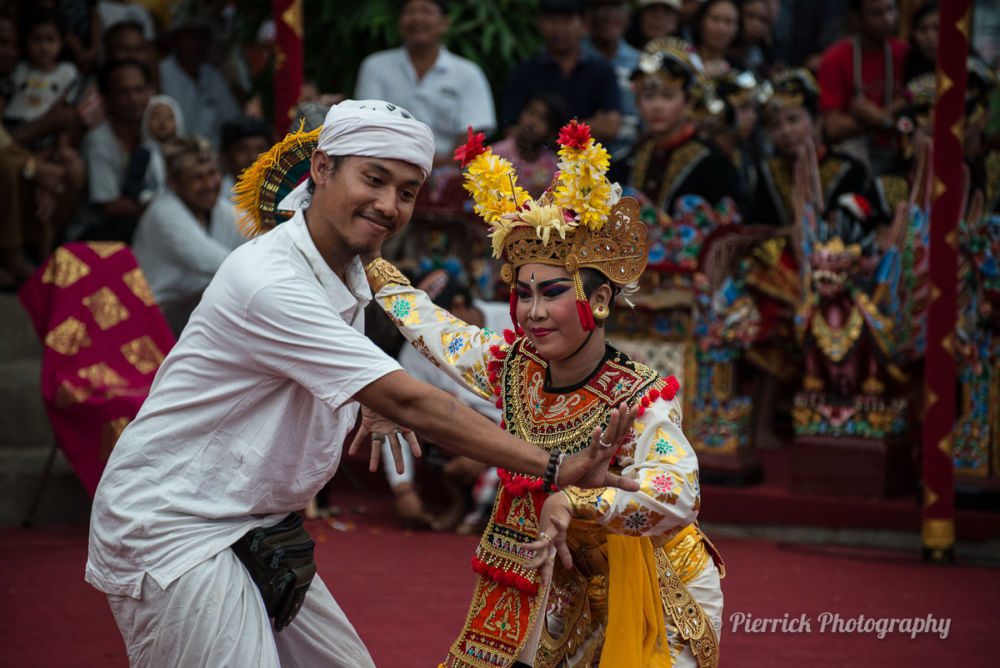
[598,435,613,448]
[538,530,551,543]
[371,432,386,443]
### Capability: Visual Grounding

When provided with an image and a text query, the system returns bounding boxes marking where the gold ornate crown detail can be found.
[454,121,647,288]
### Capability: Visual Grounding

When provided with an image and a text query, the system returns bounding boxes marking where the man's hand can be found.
[523,492,573,570]
[557,402,640,491]
[348,405,422,473]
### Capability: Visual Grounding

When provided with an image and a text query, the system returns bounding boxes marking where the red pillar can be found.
[921,0,970,563]
[273,0,304,137]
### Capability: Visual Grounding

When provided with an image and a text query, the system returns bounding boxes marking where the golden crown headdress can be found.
[454,120,647,332]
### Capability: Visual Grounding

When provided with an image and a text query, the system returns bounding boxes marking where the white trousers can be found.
[106,548,375,668]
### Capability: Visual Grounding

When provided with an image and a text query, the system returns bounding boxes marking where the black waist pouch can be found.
[232,513,316,631]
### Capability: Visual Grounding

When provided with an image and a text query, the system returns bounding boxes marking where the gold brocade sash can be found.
[601,535,671,668]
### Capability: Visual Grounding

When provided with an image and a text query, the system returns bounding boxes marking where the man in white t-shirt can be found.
[86,100,638,666]
[132,136,246,335]
[355,0,496,165]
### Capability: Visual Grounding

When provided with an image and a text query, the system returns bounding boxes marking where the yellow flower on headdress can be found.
[463,151,530,223]
[553,121,613,231]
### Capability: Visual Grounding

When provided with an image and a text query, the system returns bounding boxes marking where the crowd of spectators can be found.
[0,1,255,329]
[1,0,997,530]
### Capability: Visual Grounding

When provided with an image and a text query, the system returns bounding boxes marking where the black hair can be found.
[305,155,346,196]
[692,0,742,50]
[624,1,679,49]
[102,19,145,54]
[904,1,938,83]
[221,117,274,152]
[580,268,615,298]
[97,58,150,96]
[20,7,62,45]
[524,93,569,137]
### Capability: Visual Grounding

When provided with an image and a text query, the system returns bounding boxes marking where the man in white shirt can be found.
[86,100,637,666]
[132,136,246,335]
[158,19,241,148]
[355,0,496,165]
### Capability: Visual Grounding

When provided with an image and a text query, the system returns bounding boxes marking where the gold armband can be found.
[563,486,612,523]
[364,257,411,293]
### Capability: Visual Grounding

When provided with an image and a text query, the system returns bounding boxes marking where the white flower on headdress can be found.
[513,200,577,245]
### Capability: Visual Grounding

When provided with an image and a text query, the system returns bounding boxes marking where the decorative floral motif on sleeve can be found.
[462,361,495,401]
[384,294,421,326]
[651,428,686,464]
[441,330,474,365]
[608,501,666,536]
[644,470,681,504]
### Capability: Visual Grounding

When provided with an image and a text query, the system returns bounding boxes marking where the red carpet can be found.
[0,490,996,667]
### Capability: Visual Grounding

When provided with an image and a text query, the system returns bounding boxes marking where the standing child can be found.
[3,9,80,144]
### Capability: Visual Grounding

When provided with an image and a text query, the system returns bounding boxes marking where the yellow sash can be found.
[600,535,672,668]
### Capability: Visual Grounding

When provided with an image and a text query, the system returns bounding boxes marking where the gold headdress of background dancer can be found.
[453,119,648,333]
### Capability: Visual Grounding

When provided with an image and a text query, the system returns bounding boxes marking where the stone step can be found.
[0,293,42,363]
[0,445,91,527]
[0,359,52,449]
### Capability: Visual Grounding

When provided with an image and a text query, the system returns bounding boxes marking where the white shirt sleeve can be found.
[354,54,384,101]
[83,127,124,203]
[459,63,497,136]
[244,280,403,410]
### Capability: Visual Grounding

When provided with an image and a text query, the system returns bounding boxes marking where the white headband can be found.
[277,99,435,211]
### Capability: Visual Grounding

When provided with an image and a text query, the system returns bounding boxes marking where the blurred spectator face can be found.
[173,160,222,218]
[26,21,62,70]
[699,1,739,53]
[858,0,898,41]
[399,0,449,50]
[147,103,178,142]
[767,106,815,157]
[741,0,771,46]
[0,18,17,76]
[107,64,152,124]
[640,5,679,43]
[635,80,687,135]
[912,9,939,62]
[538,12,585,56]
[172,27,210,72]
[107,25,149,66]
[516,98,554,146]
[226,135,271,176]
[589,2,630,45]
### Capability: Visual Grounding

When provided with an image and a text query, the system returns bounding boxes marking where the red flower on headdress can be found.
[557,119,592,150]
[454,126,488,167]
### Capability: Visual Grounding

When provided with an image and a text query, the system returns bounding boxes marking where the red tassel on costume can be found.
[576,300,596,332]
[503,329,517,344]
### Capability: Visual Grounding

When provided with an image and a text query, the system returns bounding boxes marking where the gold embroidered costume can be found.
[368,120,725,667]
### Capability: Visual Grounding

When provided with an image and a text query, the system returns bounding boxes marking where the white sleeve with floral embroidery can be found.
[375,283,507,401]
[565,397,700,536]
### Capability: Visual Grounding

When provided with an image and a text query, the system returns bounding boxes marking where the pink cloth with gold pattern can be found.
[19,242,175,495]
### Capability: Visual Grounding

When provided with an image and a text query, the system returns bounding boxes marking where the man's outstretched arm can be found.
[353,370,640,492]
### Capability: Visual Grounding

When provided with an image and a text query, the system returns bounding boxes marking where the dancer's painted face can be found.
[515,263,589,361]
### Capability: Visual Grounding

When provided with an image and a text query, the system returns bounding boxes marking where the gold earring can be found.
[593,303,610,321]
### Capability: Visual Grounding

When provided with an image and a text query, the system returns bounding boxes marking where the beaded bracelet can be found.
[543,450,565,491]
